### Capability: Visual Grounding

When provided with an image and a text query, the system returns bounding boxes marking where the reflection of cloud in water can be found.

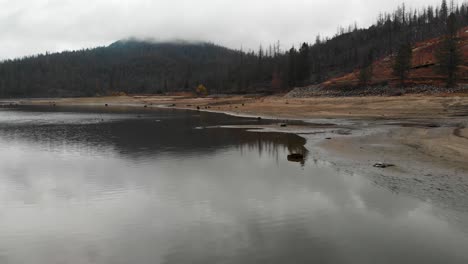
[0,108,467,263]
[0,143,467,263]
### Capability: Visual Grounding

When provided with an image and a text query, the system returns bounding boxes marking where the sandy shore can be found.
[4,94,468,210]
[8,93,468,119]
[11,95,468,159]
[7,94,468,163]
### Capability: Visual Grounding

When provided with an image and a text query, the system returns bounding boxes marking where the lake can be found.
[0,106,467,264]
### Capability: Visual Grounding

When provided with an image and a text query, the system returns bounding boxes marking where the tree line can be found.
[0,0,466,97]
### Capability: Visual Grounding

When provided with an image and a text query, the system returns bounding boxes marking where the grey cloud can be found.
[0,0,446,59]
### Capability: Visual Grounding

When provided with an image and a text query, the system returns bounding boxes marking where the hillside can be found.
[0,40,269,97]
[0,0,467,98]
[322,27,468,88]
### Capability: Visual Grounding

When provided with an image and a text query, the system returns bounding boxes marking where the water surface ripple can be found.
[0,107,466,264]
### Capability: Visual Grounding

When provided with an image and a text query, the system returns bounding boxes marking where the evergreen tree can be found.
[359,49,374,86]
[441,0,449,22]
[359,66,373,86]
[287,47,298,87]
[314,36,324,83]
[392,42,413,86]
[1,0,468,97]
[297,43,311,85]
[436,13,461,87]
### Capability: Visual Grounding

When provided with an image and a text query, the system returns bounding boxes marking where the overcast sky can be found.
[0,0,448,60]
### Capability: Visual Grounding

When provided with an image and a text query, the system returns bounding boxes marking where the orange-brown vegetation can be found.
[323,26,468,88]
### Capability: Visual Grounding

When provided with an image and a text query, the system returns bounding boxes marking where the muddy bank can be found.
[5,95,468,212]
[6,94,468,168]
[218,117,468,215]
[311,119,468,213]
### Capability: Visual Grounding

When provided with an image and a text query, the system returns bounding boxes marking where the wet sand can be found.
[307,120,468,213]
[10,94,468,162]
[6,94,468,210]
[228,117,468,214]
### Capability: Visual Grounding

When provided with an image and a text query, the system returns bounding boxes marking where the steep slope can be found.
[322,27,468,88]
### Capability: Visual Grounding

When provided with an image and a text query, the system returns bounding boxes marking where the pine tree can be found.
[359,66,373,86]
[392,42,413,86]
[359,49,374,86]
[288,47,298,87]
[297,43,310,85]
[441,0,449,22]
[314,36,324,83]
[436,13,461,87]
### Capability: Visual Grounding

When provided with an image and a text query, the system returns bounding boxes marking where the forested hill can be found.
[0,0,467,98]
[0,40,265,97]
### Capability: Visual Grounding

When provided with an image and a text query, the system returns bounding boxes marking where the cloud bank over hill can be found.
[0,0,444,59]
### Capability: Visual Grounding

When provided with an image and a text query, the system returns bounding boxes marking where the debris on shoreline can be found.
[373,162,396,168]
[286,84,468,98]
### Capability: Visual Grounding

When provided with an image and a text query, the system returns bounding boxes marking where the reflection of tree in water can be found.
[236,132,308,165]
[0,108,308,163]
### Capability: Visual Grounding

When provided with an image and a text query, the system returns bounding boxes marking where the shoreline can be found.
[7,94,467,170]
[5,95,468,162]
[3,94,468,211]
[5,94,468,165]
[4,92,468,119]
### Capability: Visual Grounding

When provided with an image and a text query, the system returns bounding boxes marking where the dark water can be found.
[0,106,467,264]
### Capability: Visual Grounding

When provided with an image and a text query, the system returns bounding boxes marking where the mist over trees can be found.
[0,0,467,97]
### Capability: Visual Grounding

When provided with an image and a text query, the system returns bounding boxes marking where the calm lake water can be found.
[0,106,467,264]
